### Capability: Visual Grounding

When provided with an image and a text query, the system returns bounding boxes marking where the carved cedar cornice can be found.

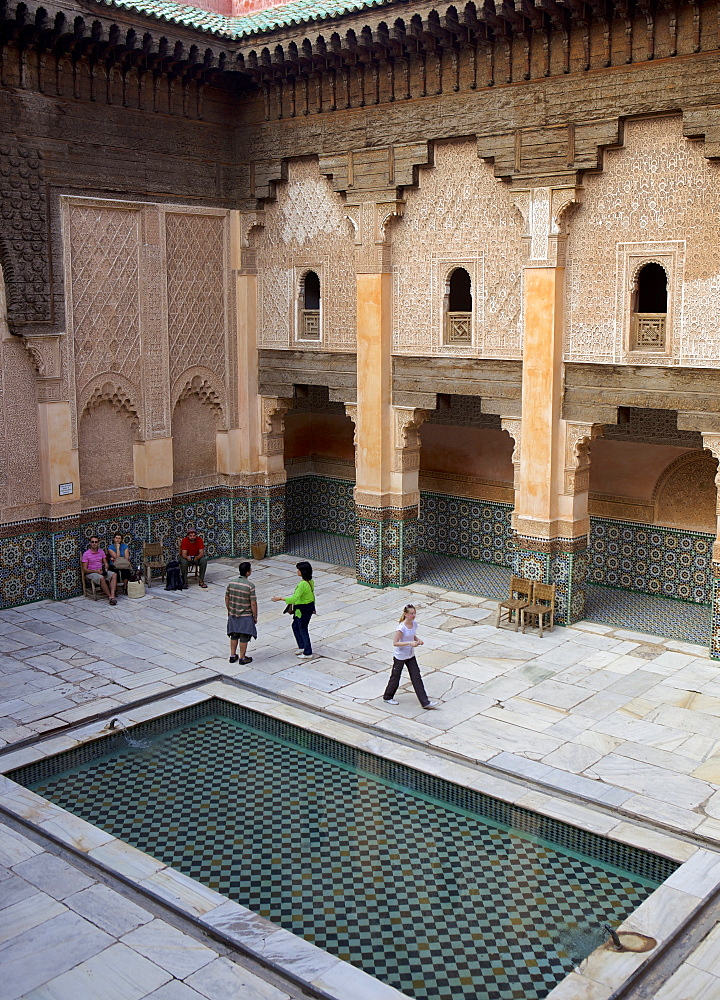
[562,421,604,495]
[392,406,429,473]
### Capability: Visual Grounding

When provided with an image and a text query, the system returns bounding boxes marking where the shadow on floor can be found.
[286,532,710,647]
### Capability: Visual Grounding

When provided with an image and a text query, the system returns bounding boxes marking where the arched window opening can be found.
[632,262,668,351]
[445,267,472,345]
[299,270,321,340]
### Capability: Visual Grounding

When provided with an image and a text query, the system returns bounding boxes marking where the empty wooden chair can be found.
[496,576,533,631]
[521,582,556,637]
[143,542,166,587]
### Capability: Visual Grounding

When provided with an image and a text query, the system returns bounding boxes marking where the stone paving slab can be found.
[3,553,720,998]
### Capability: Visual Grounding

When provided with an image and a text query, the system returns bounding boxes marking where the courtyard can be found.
[2,554,720,998]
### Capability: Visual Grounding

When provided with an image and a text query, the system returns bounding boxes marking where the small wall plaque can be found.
[58,482,73,496]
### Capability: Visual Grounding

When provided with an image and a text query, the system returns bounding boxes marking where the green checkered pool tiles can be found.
[21,704,670,1000]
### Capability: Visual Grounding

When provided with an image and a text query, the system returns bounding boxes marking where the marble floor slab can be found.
[4,553,720,999]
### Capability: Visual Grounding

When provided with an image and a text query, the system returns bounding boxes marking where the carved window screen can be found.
[297,268,322,342]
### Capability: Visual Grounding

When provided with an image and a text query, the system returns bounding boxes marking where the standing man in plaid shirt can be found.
[225,562,258,664]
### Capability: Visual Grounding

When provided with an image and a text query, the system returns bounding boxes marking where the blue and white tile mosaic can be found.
[418,493,514,566]
[590,518,713,605]
[0,484,289,610]
[286,476,355,537]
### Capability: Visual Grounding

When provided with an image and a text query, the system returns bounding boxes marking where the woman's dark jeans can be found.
[292,603,315,655]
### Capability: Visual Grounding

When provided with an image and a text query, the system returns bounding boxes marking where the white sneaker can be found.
[294,649,305,656]
[423,700,438,710]
[301,653,315,659]
[383,698,399,705]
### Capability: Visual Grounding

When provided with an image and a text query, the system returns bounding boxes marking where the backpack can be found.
[165,559,185,591]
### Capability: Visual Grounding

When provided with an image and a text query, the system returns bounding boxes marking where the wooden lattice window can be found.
[444,267,473,345]
[299,270,321,340]
[631,262,667,352]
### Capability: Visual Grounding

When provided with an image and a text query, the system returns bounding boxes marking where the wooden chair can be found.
[521,582,556,637]
[81,563,105,601]
[143,542,166,587]
[177,538,200,583]
[496,576,533,631]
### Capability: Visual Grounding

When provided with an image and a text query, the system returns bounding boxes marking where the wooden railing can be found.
[631,313,666,351]
[446,311,472,344]
[300,309,320,339]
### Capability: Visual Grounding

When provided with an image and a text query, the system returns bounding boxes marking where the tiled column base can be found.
[710,562,720,660]
[51,523,83,600]
[514,535,589,626]
[233,484,286,558]
[355,505,419,588]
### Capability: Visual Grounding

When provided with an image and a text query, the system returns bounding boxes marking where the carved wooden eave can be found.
[1,0,717,88]
[0,0,236,85]
[233,0,699,76]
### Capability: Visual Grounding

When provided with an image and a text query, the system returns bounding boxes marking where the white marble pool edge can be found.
[1,679,719,1000]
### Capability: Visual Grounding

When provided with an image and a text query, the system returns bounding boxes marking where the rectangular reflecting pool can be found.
[9,698,679,1000]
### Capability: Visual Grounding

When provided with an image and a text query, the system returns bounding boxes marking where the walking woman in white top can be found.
[383,604,438,710]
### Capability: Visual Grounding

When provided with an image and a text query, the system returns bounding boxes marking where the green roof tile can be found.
[95,0,394,39]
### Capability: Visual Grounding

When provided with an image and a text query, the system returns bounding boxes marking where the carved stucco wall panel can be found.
[165,208,233,431]
[165,211,228,392]
[566,116,720,365]
[62,198,235,457]
[63,198,143,447]
[253,159,356,351]
[392,141,525,358]
[0,336,42,515]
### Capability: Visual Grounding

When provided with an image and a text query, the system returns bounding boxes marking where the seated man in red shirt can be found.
[81,536,118,605]
[179,529,209,588]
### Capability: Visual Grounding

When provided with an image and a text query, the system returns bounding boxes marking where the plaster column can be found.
[701,433,720,659]
[350,198,419,587]
[228,209,287,557]
[22,337,80,511]
[511,186,592,624]
[133,438,173,492]
[19,335,84,600]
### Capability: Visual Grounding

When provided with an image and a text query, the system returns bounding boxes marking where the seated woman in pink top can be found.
[81,536,118,605]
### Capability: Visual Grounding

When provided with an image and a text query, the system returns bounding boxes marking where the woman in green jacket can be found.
[272,561,316,658]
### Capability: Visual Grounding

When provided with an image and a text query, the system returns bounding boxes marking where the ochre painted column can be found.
[351,198,419,587]
[228,210,287,557]
[511,186,591,624]
[355,270,393,501]
[701,433,720,659]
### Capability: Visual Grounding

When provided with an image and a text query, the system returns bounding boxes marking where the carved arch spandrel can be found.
[653,450,719,533]
[171,367,227,429]
[78,373,141,432]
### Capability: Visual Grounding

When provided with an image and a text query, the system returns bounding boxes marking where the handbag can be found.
[283,603,294,615]
[113,556,132,570]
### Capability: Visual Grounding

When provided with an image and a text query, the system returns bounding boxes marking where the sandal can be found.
[199,582,208,589]
[109,598,117,605]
